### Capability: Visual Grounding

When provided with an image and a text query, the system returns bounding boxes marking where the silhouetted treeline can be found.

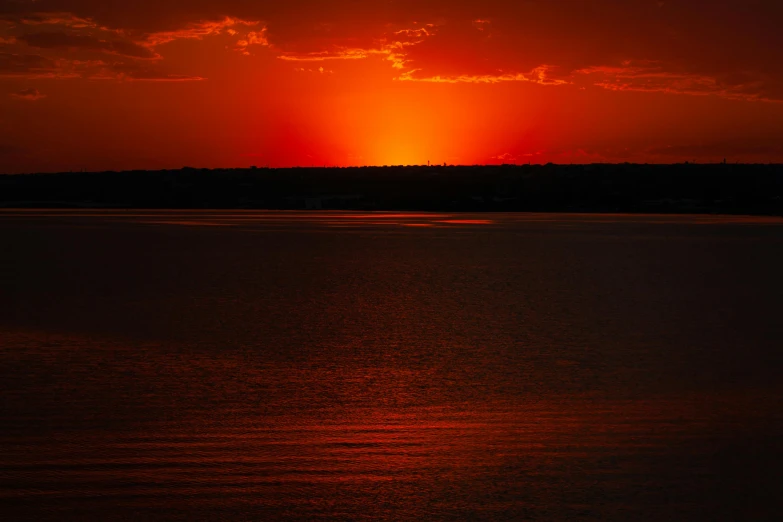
[1,164,782,214]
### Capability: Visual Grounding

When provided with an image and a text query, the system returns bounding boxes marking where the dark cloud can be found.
[10,87,45,100]
[17,32,157,59]
[0,51,201,81]
[105,60,204,81]
[0,51,56,75]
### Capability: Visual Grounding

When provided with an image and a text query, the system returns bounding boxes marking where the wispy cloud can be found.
[235,28,269,55]
[275,23,434,73]
[293,66,333,74]
[394,25,434,38]
[472,19,491,31]
[144,17,264,48]
[277,49,371,62]
[14,12,102,30]
[278,41,413,70]
[399,65,569,86]
[574,61,782,103]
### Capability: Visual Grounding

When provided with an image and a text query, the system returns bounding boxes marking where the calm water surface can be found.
[1,211,783,520]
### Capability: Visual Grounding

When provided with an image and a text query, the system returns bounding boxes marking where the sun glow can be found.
[370,139,429,166]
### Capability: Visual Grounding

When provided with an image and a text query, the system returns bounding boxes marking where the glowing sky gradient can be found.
[1,0,783,172]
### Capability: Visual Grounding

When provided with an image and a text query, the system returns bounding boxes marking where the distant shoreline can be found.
[1,164,781,216]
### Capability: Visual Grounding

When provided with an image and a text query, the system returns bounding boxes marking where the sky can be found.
[1,0,783,173]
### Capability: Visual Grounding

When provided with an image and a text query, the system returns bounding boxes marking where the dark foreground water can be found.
[1,211,783,520]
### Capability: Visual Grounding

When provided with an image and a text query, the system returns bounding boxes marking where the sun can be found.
[366,135,431,166]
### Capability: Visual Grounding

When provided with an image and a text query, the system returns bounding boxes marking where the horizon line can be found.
[4,161,783,176]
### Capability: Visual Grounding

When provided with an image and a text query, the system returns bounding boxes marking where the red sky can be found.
[1,0,783,172]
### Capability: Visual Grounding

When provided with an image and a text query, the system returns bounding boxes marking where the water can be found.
[1,211,782,520]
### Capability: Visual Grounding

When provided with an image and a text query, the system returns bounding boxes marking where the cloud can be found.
[144,17,263,48]
[10,87,45,101]
[11,15,266,58]
[399,65,570,86]
[573,62,783,102]
[0,11,251,80]
[492,150,545,162]
[293,66,333,74]
[278,48,374,62]
[472,19,490,31]
[394,25,433,38]
[0,52,202,81]
[267,12,783,102]
[13,12,102,30]
[18,32,157,59]
[493,152,518,163]
[0,52,58,77]
[235,28,269,55]
[278,42,413,70]
[277,43,409,64]
[104,61,205,82]
[275,22,433,72]
[0,2,782,101]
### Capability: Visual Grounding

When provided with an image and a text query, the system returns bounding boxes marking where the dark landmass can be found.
[1,163,782,214]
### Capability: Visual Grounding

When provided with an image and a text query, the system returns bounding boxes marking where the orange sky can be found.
[1,0,783,173]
